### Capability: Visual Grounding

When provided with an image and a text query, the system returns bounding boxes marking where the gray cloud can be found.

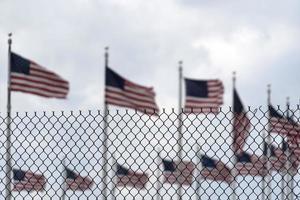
[0,0,299,112]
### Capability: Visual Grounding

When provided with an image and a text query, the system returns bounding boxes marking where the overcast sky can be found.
[0,1,299,199]
[0,0,300,112]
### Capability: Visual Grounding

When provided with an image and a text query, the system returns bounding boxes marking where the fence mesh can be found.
[0,106,299,199]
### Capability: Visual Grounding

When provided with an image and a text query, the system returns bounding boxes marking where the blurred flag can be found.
[13,169,46,191]
[184,79,224,113]
[116,164,148,189]
[105,67,159,115]
[162,159,195,185]
[65,168,93,191]
[233,89,251,155]
[269,105,300,139]
[286,131,300,170]
[201,155,232,183]
[287,138,300,169]
[235,152,267,176]
[269,105,300,169]
[263,142,287,171]
[10,52,69,98]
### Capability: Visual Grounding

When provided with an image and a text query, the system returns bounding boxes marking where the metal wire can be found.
[0,106,299,200]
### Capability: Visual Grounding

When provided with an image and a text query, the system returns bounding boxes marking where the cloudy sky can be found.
[0,1,299,199]
[0,0,300,112]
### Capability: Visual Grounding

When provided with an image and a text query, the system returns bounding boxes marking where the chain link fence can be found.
[0,106,299,199]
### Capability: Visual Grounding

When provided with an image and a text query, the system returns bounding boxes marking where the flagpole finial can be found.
[232,71,236,87]
[287,96,290,106]
[179,60,183,69]
[8,33,12,45]
[267,84,271,104]
[105,46,109,56]
[104,47,109,68]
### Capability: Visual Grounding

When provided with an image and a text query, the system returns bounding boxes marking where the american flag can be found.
[269,105,300,169]
[184,79,224,113]
[286,137,300,170]
[13,169,46,191]
[233,89,251,155]
[201,155,232,183]
[105,67,159,115]
[269,105,300,139]
[284,115,300,170]
[162,159,195,185]
[263,142,287,171]
[65,168,94,191]
[116,164,148,189]
[234,152,267,176]
[10,52,69,98]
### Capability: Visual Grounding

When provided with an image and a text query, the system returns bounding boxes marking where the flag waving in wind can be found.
[235,152,267,176]
[268,105,300,138]
[10,52,69,98]
[116,164,148,189]
[201,155,232,183]
[184,79,224,113]
[105,67,159,115]
[13,169,46,191]
[263,142,287,171]
[65,168,94,191]
[286,137,300,170]
[269,105,300,168]
[233,89,251,155]
[162,159,195,185]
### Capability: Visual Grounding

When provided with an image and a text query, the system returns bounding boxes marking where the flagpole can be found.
[261,135,267,200]
[261,85,270,200]
[284,97,290,200]
[231,71,237,200]
[111,153,117,200]
[5,33,13,200]
[261,85,269,200]
[265,84,272,200]
[177,61,183,200]
[61,157,66,200]
[102,46,109,200]
[281,102,287,200]
[281,138,286,200]
[155,148,162,200]
[286,97,293,200]
[196,145,202,200]
[289,99,299,200]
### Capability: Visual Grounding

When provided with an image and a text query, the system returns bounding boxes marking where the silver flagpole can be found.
[61,157,66,200]
[196,146,202,200]
[102,47,109,200]
[290,100,300,200]
[280,98,287,200]
[265,84,272,200]
[286,97,293,200]
[261,85,268,200]
[231,71,237,200]
[5,33,13,200]
[155,148,162,200]
[281,135,286,200]
[111,153,117,200]
[261,128,267,200]
[177,61,183,200]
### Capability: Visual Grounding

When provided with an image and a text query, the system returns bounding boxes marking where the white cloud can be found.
[192,24,299,74]
[0,0,299,111]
